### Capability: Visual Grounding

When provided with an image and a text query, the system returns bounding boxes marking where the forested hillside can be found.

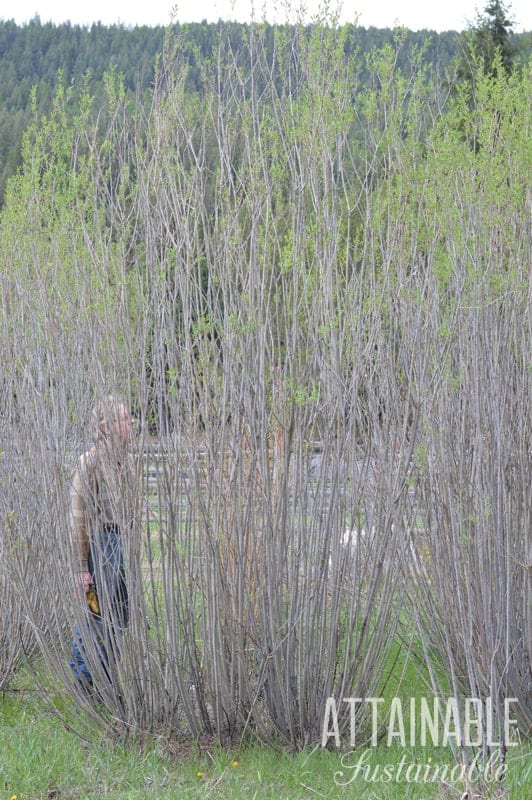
[2,17,529,205]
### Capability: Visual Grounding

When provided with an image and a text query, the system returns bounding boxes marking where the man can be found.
[69,395,136,701]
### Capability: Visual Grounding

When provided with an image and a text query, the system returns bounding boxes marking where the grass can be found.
[1,662,530,800]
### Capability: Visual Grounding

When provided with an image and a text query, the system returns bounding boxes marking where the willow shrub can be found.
[399,62,532,772]
[0,20,529,768]
[0,442,40,690]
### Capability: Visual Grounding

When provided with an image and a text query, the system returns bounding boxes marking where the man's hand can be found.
[78,570,92,595]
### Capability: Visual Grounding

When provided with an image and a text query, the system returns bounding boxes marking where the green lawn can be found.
[1,663,529,800]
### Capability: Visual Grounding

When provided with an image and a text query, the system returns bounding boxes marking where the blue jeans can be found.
[70,526,128,686]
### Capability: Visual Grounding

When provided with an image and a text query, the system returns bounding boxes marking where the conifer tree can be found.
[458,0,516,79]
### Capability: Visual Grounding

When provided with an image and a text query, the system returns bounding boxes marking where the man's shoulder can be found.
[77,446,98,474]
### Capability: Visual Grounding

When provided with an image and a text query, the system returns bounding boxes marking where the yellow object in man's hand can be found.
[87,585,100,614]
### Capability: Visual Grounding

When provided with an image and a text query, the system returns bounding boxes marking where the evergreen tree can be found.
[479,0,515,73]
[458,0,516,80]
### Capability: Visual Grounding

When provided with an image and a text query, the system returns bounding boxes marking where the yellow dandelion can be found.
[10,795,17,800]
[231,759,239,767]
[196,771,203,778]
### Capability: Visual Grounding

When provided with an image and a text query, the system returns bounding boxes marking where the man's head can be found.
[92,395,133,446]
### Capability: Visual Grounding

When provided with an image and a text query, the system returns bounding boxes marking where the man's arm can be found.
[71,457,92,593]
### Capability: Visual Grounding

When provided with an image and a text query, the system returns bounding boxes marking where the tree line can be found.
[0,10,530,205]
